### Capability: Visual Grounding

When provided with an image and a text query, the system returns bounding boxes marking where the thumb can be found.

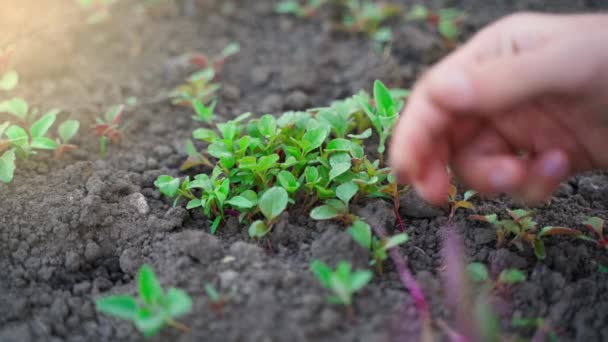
[426,38,593,114]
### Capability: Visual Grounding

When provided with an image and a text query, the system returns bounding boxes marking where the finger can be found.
[413,154,450,206]
[518,149,570,203]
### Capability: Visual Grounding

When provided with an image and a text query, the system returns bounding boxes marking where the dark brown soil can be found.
[1,1,608,341]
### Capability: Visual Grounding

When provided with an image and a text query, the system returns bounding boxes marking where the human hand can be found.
[389,13,608,205]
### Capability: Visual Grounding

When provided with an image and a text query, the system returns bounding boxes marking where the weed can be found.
[348,219,408,273]
[310,260,372,317]
[469,209,581,260]
[96,264,192,338]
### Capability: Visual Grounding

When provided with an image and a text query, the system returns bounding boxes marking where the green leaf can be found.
[30,110,58,137]
[248,220,268,238]
[257,154,279,171]
[347,128,372,140]
[310,204,340,220]
[192,99,214,123]
[226,195,256,209]
[5,125,29,148]
[277,170,300,193]
[583,217,604,236]
[220,42,240,58]
[329,152,352,180]
[192,128,218,142]
[205,284,221,301]
[325,138,353,153]
[304,166,319,184]
[258,186,288,221]
[0,70,18,91]
[533,239,546,260]
[208,142,232,159]
[347,220,372,250]
[165,287,193,317]
[138,265,164,306]
[186,199,202,209]
[498,269,526,285]
[373,80,394,116]
[310,260,332,288]
[384,233,409,249]
[154,175,180,198]
[0,97,28,120]
[467,262,489,283]
[31,137,59,150]
[274,1,301,14]
[439,19,459,41]
[336,181,358,205]
[0,150,15,183]
[463,190,477,201]
[258,114,277,137]
[134,309,165,338]
[302,126,328,153]
[350,270,373,292]
[58,120,80,143]
[95,295,138,320]
[538,226,581,237]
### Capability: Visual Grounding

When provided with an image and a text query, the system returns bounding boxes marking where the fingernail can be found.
[541,152,568,179]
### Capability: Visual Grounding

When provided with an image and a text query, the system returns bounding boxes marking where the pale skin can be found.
[389,13,608,205]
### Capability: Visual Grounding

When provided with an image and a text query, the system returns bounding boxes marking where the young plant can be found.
[469,209,581,260]
[467,262,527,288]
[339,0,401,36]
[54,120,80,159]
[191,98,216,124]
[204,284,226,317]
[347,219,408,274]
[310,181,359,224]
[274,0,326,18]
[170,68,220,107]
[310,260,372,316]
[357,80,399,160]
[248,186,289,239]
[407,5,466,46]
[189,43,240,73]
[577,216,608,248]
[447,183,476,221]
[95,264,192,338]
[91,104,129,157]
[180,139,213,171]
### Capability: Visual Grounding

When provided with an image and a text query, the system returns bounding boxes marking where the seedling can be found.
[54,120,80,159]
[512,317,560,342]
[310,181,359,224]
[348,219,408,274]
[0,149,15,183]
[96,264,192,338]
[338,0,402,36]
[469,209,581,259]
[204,284,226,317]
[91,104,130,157]
[577,217,608,248]
[189,43,241,73]
[170,68,220,107]
[248,186,289,239]
[180,139,214,171]
[447,183,476,221]
[310,260,372,317]
[191,99,216,124]
[274,0,326,18]
[467,262,526,288]
[407,5,466,46]
[357,80,400,161]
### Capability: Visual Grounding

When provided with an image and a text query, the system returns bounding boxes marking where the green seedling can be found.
[189,43,240,73]
[204,284,226,317]
[469,209,581,260]
[407,5,466,46]
[92,104,130,158]
[96,264,192,338]
[447,183,476,221]
[348,219,409,274]
[274,0,326,18]
[357,80,400,160]
[54,120,80,159]
[248,186,289,239]
[192,98,216,124]
[577,216,608,248]
[339,0,401,36]
[0,149,15,183]
[170,68,220,108]
[467,262,526,288]
[310,260,372,317]
[180,139,213,171]
[310,181,359,224]
[512,317,559,342]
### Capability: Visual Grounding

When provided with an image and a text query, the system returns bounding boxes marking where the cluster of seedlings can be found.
[274,1,466,48]
[0,51,81,183]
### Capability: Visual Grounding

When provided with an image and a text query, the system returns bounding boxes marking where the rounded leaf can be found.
[258,186,288,221]
[96,295,138,320]
[0,150,16,183]
[310,205,340,220]
[138,265,163,306]
[58,120,80,143]
[467,262,489,283]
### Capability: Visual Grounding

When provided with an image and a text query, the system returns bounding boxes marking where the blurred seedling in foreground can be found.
[511,317,560,342]
[95,264,192,338]
[0,51,17,91]
[348,219,408,274]
[469,209,581,260]
[54,120,80,159]
[407,4,465,47]
[205,283,232,318]
[467,262,526,289]
[310,260,373,318]
[274,0,326,18]
[577,216,608,248]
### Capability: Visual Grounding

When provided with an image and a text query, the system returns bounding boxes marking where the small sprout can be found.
[180,139,213,171]
[55,120,80,159]
[170,68,220,107]
[467,262,526,287]
[274,0,325,18]
[96,264,192,338]
[357,80,399,160]
[348,219,408,273]
[310,260,372,316]
[205,284,226,317]
[470,209,580,260]
[447,183,476,220]
[92,104,130,158]
[310,181,359,224]
[497,269,526,285]
[407,5,466,46]
[192,99,216,123]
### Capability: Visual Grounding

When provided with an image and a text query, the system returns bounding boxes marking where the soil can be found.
[1,1,608,341]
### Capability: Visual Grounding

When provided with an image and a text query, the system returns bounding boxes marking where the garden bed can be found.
[1,1,608,341]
